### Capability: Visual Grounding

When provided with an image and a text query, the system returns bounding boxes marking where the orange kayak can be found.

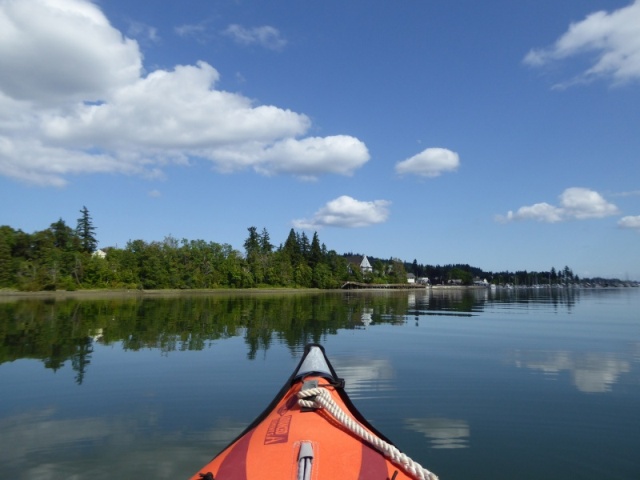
[190,344,438,480]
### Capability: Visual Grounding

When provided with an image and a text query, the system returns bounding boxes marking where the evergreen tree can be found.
[51,218,77,250]
[563,265,574,282]
[76,206,98,253]
[244,226,260,258]
[309,232,322,268]
[50,219,79,281]
[411,259,420,276]
[260,228,273,254]
[299,232,310,260]
[283,229,301,264]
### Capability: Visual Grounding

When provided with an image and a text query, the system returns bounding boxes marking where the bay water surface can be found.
[1,287,639,479]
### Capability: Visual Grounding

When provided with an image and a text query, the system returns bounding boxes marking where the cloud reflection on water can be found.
[0,408,244,479]
[513,350,631,393]
[332,357,395,399]
[404,417,470,449]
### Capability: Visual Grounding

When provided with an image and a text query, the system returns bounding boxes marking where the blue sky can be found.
[1,0,639,279]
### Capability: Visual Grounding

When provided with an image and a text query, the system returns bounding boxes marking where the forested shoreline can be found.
[0,208,634,292]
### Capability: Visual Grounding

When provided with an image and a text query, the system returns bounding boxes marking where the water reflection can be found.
[0,291,453,382]
[408,286,587,317]
[1,293,362,382]
[0,407,238,479]
[404,417,470,449]
[194,418,247,457]
[512,350,631,393]
[360,308,373,327]
[0,289,636,385]
[332,356,394,399]
[1,289,639,480]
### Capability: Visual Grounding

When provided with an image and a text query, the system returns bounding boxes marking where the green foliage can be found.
[76,206,98,254]
[0,212,626,292]
[0,226,17,287]
[388,258,408,284]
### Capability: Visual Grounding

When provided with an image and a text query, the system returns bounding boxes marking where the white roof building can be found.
[360,256,372,273]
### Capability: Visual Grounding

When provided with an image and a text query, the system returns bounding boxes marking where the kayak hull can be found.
[190,344,432,480]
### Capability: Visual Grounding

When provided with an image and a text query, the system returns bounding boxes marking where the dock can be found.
[341,281,428,290]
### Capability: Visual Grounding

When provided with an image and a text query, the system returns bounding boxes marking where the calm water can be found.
[1,288,639,480]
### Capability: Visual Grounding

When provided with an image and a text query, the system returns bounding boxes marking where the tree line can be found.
[0,208,356,290]
[405,261,582,287]
[0,207,629,291]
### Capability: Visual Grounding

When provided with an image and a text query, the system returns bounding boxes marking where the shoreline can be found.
[0,287,329,301]
[0,284,488,301]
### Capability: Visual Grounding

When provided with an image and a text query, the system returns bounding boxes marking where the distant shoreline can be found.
[0,288,329,300]
[0,284,491,300]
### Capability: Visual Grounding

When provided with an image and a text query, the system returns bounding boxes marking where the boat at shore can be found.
[190,344,438,480]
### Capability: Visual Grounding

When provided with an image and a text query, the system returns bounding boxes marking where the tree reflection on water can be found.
[0,287,584,383]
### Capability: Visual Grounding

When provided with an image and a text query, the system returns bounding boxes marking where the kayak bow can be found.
[190,344,438,480]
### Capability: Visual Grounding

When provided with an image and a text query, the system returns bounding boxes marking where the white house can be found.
[360,255,372,273]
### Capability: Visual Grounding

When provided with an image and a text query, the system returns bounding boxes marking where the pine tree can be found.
[309,232,322,268]
[244,226,260,258]
[283,228,302,267]
[260,228,273,254]
[299,232,310,259]
[76,206,98,253]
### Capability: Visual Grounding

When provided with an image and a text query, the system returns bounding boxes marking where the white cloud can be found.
[0,0,369,186]
[175,22,206,38]
[256,135,370,179]
[496,187,619,223]
[222,24,287,51]
[497,202,564,224]
[41,62,309,150]
[174,21,213,44]
[293,195,391,229]
[559,187,620,219]
[618,215,640,230]
[0,136,149,187]
[0,0,142,105]
[395,148,459,178]
[524,1,640,86]
[127,21,160,45]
